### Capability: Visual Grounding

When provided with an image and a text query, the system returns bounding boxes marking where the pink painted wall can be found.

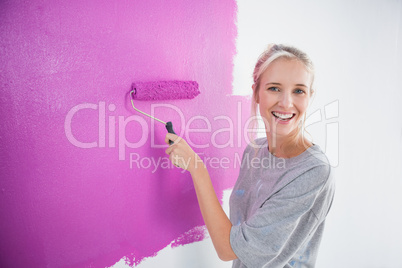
[0,0,249,267]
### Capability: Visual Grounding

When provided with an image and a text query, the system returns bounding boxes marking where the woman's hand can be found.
[165,133,203,174]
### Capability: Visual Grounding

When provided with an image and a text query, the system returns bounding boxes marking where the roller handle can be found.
[165,121,176,145]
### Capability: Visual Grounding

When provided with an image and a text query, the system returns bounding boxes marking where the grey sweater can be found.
[230,138,335,268]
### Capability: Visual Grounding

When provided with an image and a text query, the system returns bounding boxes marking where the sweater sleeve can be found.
[230,164,333,267]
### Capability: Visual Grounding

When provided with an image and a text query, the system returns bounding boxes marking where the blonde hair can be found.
[250,44,315,154]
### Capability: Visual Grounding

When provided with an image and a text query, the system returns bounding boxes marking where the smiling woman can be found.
[257,59,311,132]
[251,44,315,158]
[165,44,335,267]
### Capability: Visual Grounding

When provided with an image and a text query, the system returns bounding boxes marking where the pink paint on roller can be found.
[132,81,200,101]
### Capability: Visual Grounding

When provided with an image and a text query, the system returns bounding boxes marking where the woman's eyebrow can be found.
[265,82,281,86]
[266,82,308,88]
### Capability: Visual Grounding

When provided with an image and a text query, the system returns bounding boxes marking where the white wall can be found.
[233,0,402,267]
[113,1,402,267]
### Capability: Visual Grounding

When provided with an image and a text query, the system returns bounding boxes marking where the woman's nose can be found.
[279,92,293,109]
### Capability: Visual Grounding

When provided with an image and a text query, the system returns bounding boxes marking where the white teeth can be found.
[273,112,294,119]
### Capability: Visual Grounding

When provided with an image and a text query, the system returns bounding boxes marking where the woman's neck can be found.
[266,133,312,158]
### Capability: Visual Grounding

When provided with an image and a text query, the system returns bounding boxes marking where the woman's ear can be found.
[252,84,259,104]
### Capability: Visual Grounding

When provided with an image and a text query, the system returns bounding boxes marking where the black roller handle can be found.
[165,121,176,145]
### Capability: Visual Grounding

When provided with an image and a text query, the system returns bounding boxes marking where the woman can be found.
[165,44,335,267]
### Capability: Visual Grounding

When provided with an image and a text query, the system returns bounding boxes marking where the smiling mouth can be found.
[272,112,296,121]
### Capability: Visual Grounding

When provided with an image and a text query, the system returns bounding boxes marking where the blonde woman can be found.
[165,44,335,267]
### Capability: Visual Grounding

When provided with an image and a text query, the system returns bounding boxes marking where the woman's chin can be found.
[271,125,298,138]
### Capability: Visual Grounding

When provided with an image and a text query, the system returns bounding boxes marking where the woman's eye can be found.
[294,89,305,94]
[268,87,279,92]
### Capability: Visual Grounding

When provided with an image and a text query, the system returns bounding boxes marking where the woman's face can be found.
[255,57,312,139]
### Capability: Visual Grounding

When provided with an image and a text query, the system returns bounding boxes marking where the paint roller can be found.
[129,80,200,145]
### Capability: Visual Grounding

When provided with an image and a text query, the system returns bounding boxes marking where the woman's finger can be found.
[165,146,173,155]
[165,133,179,145]
[167,151,180,168]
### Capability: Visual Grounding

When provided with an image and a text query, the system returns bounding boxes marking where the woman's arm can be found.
[165,133,237,261]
